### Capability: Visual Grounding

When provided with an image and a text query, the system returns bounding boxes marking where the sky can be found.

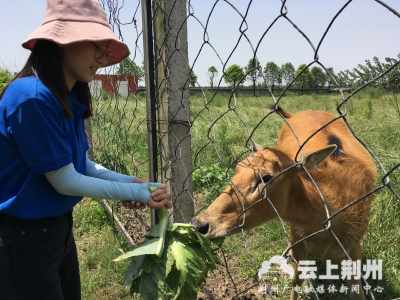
[2,0,400,87]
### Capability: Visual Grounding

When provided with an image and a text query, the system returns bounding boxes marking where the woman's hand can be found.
[122,179,171,210]
[146,184,172,209]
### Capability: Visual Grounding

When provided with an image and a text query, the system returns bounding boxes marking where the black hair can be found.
[0,39,92,119]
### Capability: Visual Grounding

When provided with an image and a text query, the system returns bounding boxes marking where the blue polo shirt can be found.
[0,77,89,219]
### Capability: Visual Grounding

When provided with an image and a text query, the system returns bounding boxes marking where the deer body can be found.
[193,108,376,300]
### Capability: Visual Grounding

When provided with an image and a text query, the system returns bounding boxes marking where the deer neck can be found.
[281,174,320,224]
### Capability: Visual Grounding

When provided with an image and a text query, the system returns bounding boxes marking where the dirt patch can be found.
[198,251,280,300]
[107,202,151,246]
[198,252,308,300]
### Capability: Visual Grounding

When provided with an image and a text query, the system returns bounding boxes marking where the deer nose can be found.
[191,217,210,235]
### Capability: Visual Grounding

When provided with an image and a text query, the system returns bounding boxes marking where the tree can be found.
[295,64,314,94]
[388,69,400,91]
[343,55,399,88]
[386,69,400,119]
[207,66,218,89]
[223,64,245,89]
[383,54,400,88]
[352,56,391,87]
[326,67,336,89]
[189,67,198,88]
[0,67,13,89]
[311,66,326,94]
[294,64,313,94]
[336,71,352,88]
[244,58,262,95]
[264,61,281,93]
[116,57,145,82]
[281,62,295,87]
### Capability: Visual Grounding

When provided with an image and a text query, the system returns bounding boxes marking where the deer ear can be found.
[251,140,264,152]
[302,145,337,170]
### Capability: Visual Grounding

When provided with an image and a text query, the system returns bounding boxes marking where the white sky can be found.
[2,0,400,87]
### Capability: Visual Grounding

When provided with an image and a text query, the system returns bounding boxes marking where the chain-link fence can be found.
[90,0,400,299]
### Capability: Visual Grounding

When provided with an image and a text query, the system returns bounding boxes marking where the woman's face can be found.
[60,41,109,91]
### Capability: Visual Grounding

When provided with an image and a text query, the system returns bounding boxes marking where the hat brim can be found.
[22,20,130,67]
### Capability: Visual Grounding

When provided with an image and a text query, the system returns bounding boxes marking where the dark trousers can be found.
[0,210,81,300]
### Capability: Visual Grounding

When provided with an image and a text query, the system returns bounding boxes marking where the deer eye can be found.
[261,175,273,184]
[254,174,273,194]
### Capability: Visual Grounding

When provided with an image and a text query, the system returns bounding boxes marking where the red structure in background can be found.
[93,74,138,95]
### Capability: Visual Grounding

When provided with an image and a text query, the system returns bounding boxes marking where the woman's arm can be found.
[85,155,136,183]
[44,163,171,209]
[85,155,152,209]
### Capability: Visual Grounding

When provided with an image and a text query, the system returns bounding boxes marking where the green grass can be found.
[91,93,149,179]
[86,89,400,299]
[73,199,135,300]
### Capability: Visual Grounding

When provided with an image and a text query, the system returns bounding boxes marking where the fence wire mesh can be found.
[90,0,153,241]
[91,0,400,299]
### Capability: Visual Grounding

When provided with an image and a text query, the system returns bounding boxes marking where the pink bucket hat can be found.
[22,0,130,66]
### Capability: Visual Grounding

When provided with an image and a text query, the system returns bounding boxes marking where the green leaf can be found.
[165,246,175,278]
[154,207,169,256]
[194,231,218,265]
[148,222,164,238]
[114,208,170,262]
[122,259,135,287]
[130,249,173,300]
[122,254,155,288]
[116,207,218,299]
[166,235,208,299]
[113,238,161,261]
[169,223,194,231]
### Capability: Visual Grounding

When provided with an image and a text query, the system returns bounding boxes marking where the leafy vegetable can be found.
[149,185,159,193]
[114,188,218,300]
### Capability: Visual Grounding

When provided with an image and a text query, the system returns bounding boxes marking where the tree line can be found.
[115,54,400,96]
[207,54,400,95]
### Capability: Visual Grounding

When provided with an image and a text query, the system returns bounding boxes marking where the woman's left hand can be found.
[122,177,147,209]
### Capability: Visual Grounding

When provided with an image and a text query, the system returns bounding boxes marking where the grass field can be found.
[81,89,400,299]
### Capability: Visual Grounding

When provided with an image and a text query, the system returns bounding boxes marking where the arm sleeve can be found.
[44,163,161,205]
[85,155,136,183]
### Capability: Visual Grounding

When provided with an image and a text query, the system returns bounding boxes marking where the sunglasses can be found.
[91,42,115,65]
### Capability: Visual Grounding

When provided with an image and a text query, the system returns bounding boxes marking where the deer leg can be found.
[290,236,308,300]
[346,242,365,300]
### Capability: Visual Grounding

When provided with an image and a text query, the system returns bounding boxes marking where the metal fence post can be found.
[153,0,194,223]
[142,0,159,227]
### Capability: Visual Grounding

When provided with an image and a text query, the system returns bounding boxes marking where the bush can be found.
[281,91,296,97]
[137,91,146,98]
[193,163,233,197]
[102,90,109,100]
[364,98,375,119]
[366,86,382,99]
[0,67,13,89]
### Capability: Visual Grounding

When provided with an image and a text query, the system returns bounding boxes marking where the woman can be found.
[0,0,171,299]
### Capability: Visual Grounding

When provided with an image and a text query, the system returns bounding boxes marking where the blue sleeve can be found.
[86,155,136,183]
[44,163,161,205]
[8,98,72,175]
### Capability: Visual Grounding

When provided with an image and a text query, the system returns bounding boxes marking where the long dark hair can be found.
[0,39,92,119]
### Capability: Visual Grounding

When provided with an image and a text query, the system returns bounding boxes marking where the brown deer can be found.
[192,107,376,300]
